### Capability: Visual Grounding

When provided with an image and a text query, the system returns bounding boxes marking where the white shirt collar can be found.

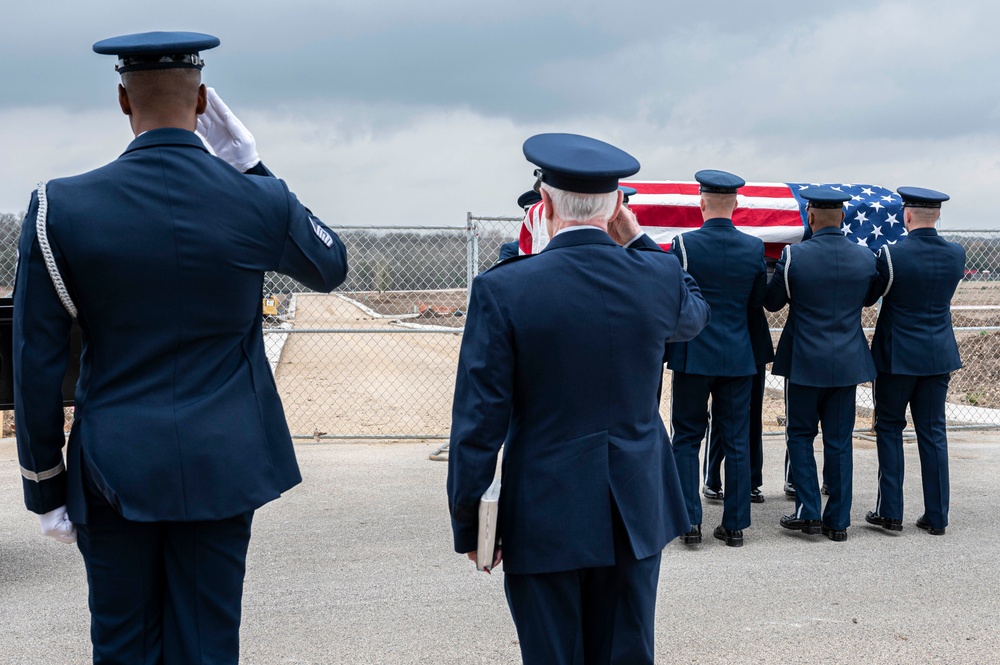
[554,225,603,237]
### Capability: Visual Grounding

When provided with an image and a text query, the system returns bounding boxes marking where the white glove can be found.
[196,87,261,172]
[39,505,77,544]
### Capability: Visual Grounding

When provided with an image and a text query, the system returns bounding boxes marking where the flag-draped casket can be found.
[519,181,907,259]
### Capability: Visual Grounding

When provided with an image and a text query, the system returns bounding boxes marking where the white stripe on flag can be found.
[641,226,807,244]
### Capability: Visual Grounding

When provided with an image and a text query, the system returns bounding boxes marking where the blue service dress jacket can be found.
[14,128,348,523]
[447,227,710,575]
[497,240,520,262]
[870,228,965,375]
[748,305,775,367]
[764,226,880,387]
[664,218,767,376]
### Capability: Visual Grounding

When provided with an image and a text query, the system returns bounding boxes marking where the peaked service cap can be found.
[695,169,745,194]
[897,186,949,208]
[800,187,851,209]
[93,31,220,73]
[523,133,640,194]
[517,190,543,209]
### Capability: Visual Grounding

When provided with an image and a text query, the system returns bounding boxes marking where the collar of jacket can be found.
[702,217,735,228]
[811,226,844,239]
[122,127,209,156]
[541,226,617,252]
[905,227,938,238]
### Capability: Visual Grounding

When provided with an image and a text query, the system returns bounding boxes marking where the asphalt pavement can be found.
[1,431,998,664]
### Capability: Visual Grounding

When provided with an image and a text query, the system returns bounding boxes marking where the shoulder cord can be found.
[676,234,688,271]
[34,182,78,319]
[880,246,894,298]
[783,245,792,300]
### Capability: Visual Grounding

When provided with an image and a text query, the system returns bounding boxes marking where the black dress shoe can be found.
[703,486,724,501]
[713,525,744,547]
[916,515,946,535]
[865,511,903,532]
[821,483,829,496]
[682,525,703,544]
[822,525,848,542]
[750,487,765,504]
[779,515,822,535]
[783,482,796,499]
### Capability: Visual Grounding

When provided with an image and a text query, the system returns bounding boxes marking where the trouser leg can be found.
[749,364,766,488]
[910,374,951,529]
[505,570,583,665]
[580,509,659,665]
[161,513,254,665]
[716,375,752,530]
[76,485,165,665]
[783,379,795,488]
[873,373,911,520]
[670,372,712,527]
[785,382,822,521]
[704,402,724,490]
[819,385,857,531]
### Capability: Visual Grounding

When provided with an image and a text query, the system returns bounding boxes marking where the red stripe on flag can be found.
[631,206,803,228]
[622,181,795,199]
[733,208,804,227]
[764,242,785,260]
[658,241,785,260]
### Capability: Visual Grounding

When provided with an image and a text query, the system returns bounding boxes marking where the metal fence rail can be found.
[3,211,1000,440]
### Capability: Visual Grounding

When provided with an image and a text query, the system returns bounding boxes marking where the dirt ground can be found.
[274,294,463,437]
[274,287,1000,437]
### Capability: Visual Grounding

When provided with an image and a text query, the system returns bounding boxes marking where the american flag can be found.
[518,181,906,258]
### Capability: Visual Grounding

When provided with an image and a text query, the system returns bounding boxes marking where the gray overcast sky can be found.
[1,0,998,228]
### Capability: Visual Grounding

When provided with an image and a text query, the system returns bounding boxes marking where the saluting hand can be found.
[196,87,261,172]
[607,206,643,246]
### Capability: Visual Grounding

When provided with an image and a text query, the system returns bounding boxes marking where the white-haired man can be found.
[448,133,708,664]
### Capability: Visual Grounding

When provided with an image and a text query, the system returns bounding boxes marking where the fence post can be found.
[466,212,477,305]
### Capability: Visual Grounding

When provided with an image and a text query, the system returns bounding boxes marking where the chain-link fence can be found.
[2,211,1000,440]
[262,217,523,439]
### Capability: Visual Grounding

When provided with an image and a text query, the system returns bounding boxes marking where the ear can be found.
[807,209,816,231]
[196,83,207,115]
[540,188,554,222]
[611,189,624,220]
[839,210,845,222]
[118,83,131,116]
[700,196,707,213]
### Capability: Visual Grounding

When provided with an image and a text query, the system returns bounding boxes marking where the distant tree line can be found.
[4,217,992,293]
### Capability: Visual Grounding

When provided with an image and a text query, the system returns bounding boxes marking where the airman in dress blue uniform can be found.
[764,187,881,541]
[499,190,542,262]
[864,187,964,536]
[448,133,709,665]
[14,32,347,664]
[705,303,775,504]
[662,169,767,547]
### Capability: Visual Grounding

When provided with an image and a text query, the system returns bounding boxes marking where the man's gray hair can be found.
[541,183,619,225]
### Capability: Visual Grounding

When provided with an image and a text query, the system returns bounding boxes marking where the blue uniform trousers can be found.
[503,509,660,665]
[705,363,766,489]
[785,382,856,530]
[671,372,752,531]
[873,372,951,529]
[76,472,253,665]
